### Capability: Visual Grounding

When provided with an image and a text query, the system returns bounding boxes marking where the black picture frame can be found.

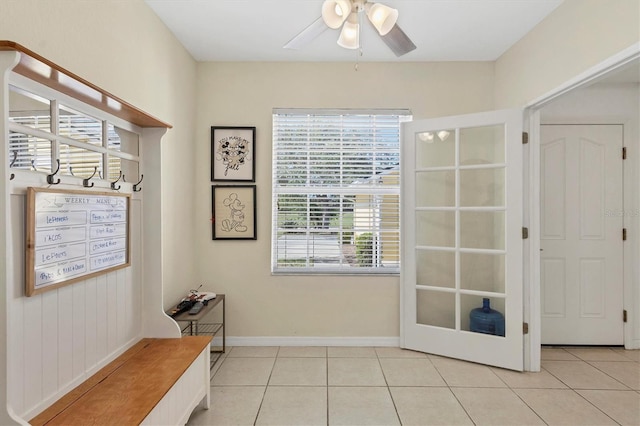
[211,126,255,182]
[212,185,257,240]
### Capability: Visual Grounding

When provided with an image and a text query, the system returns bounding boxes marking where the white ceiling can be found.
[145,0,564,62]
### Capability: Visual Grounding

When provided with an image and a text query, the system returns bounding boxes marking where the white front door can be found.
[540,124,624,345]
[401,109,524,371]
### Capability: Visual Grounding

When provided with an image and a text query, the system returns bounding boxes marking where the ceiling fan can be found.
[284,0,417,57]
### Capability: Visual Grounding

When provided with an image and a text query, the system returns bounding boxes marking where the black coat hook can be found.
[9,150,17,181]
[133,174,144,192]
[47,159,61,185]
[82,166,98,188]
[111,171,124,190]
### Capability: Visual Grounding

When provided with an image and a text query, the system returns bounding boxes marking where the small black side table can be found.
[170,294,225,368]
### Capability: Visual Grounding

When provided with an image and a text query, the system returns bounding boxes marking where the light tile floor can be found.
[187,346,640,425]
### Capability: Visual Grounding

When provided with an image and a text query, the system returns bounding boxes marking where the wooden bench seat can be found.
[30,336,212,426]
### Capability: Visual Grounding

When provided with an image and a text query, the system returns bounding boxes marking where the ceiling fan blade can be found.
[284,17,328,50]
[381,24,417,57]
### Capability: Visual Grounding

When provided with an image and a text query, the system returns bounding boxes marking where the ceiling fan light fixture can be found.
[322,0,352,29]
[418,132,434,143]
[366,2,398,36]
[337,12,360,49]
[438,130,451,141]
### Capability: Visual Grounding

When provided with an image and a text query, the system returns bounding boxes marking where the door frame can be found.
[539,122,627,345]
[524,42,640,371]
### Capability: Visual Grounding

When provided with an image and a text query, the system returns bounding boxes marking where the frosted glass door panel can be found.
[416,250,455,288]
[461,294,506,334]
[417,289,455,329]
[416,171,455,207]
[460,125,505,165]
[416,129,455,168]
[416,211,455,247]
[460,253,505,293]
[460,168,504,207]
[460,211,505,250]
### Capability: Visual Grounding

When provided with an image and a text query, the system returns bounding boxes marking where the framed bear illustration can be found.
[212,185,256,240]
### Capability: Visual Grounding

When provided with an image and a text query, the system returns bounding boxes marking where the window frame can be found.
[7,74,141,184]
[271,108,411,275]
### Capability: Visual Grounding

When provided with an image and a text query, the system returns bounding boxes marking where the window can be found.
[272,109,411,274]
[7,85,139,182]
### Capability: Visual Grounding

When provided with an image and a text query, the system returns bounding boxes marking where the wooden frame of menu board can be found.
[26,187,130,296]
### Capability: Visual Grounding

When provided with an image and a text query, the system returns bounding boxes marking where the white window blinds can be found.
[272,109,411,274]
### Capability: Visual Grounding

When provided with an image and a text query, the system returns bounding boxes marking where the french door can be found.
[401,109,524,371]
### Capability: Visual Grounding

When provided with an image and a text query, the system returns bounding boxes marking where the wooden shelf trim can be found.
[0,40,172,128]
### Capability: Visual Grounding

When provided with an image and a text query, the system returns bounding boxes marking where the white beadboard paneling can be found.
[41,290,59,400]
[130,199,143,342]
[72,284,86,378]
[127,279,139,342]
[57,286,74,387]
[23,293,43,412]
[95,275,108,361]
[106,271,118,353]
[6,186,145,419]
[116,269,126,343]
[9,194,26,414]
[84,278,98,369]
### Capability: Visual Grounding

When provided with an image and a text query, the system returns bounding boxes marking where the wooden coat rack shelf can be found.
[0,40,171,129]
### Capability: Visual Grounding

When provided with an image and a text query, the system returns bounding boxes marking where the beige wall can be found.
[494,0,640,108]
[196,62,494,338]
[3,0,637,341]
[0,0,198,306]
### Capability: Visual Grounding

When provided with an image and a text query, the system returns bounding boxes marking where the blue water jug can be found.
[469,298,505,336]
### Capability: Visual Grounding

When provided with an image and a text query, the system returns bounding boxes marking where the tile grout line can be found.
[584,359,636,390]
[252,348,279,426]
[374,348,403,426]
[543,357,635,391]
[434,360,477,426]
[519,357,629,425]
[507,383,551,425]
[570,388,624,425]
[326,346,329,426]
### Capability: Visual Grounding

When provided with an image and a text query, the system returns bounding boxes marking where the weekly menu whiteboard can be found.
[26,187,130,296]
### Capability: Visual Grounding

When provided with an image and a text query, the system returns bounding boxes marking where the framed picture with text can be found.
[211,126,255,182]
[212,185,256,240]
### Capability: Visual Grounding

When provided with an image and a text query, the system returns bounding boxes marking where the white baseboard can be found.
[210,336,400,347]
[625,339,640,350]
